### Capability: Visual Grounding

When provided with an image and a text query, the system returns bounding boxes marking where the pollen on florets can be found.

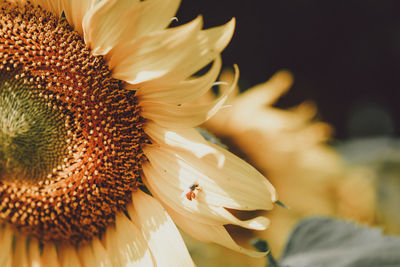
[0,1,148,243]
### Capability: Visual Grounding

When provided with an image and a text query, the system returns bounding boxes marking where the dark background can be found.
[177,0,400,140]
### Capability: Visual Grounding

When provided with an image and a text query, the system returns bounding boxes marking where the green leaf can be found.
[280,217,400,267]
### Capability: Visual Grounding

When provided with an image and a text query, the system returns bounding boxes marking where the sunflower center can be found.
[0,2,148,243]
[0,73,68,182]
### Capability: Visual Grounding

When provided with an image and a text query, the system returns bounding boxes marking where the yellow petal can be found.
[77,238,112,267]
[58,245,82,267]
[27,239,41,267]
[146,122,224,165]
[83,0,140,55]
[34,0,63,16]
[62,0,96,36]
[234,70,294,108]
[104,214,154,266]
[168,18,235,82]
[128,191,194,267]
[143,146,272,230]
[114,0,181,44]
[108,17,203,83]
[136,56,222,105]
[145,124,276,208]
[40,243,60,267]
[0,225,13,267]
[84,0,180,56]
[12,235,29,267]
[167,207,268,257]
[140,65,238,128]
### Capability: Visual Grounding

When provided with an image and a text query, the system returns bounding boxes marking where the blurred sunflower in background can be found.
[0,0,280,266]
[184,69,378,266]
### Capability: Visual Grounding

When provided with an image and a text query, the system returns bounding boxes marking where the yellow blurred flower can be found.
[202,69,377,257]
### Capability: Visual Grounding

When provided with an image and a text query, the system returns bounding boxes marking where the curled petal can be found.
[168,18,235,82]
[145,124,276,208]
[140,65,238,128]
[143,145,272,229]
[166,206,268,257]
[136,56,222,105]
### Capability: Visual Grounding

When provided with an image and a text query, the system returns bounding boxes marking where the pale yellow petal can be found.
[58,245,82,267]
[104,214,154,267]
[136,56,222,105]
[167,18,235,82]
[84,0,180,55]
[62,0,96,36]
[114,0,181,44]
[145,124,276,208]
[83,0,140,55]
[143,146,271,229]
[27,239,41,267]
[78,238,112,267]
[12,235,29,267]
[0,225,13,267]
[128,191,194,267]
[140,65,238,128]
[166,206,267,257]
[40,243,60,267]
[108,17,203,84]
[34,0,63,16]
[234,70,294,108]
[145,121,224,165]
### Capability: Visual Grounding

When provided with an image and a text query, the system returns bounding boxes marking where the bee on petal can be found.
[184,183,201,201]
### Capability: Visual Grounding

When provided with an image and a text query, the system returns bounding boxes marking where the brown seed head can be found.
[0,1,148,243]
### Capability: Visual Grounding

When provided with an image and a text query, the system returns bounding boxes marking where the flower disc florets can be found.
[0,1,148,243]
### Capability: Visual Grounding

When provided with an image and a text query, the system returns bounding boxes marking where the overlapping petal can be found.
[118,19,234,85]
[103,214,154,266]
[83,0,181,55]
[142,123,276,255]
[58,245,82,267]
[62,0,96,36]
[77,238,112,267]
[108,16,204,83]
[135,56,222,105]
[145,123,276,207]
[128,191,194,267]
[140,65,238,128]
[165,206,268,258]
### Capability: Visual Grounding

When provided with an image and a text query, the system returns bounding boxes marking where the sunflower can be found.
[202,70,343,256]
[0,0,277,265]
